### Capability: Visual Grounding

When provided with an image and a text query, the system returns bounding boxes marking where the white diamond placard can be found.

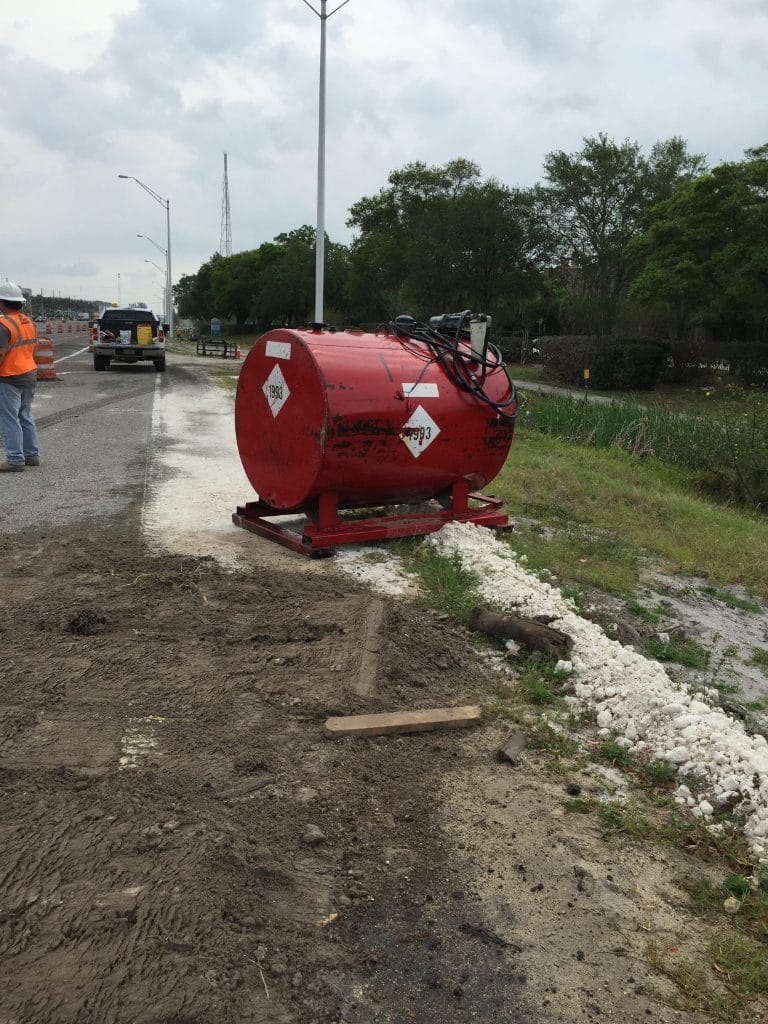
[262,363,290,418]
[400,404,441,458]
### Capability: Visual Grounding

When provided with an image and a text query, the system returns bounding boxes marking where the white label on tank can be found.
[402,382,439,398]
[400,405,441,459]
[262,363,290,418]
[265,340,291,360]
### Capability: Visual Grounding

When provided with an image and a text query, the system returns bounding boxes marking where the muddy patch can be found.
[0,533,746,1023]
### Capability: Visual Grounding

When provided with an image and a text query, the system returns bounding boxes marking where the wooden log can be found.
[324,705,481,738]
[469,606,573,659]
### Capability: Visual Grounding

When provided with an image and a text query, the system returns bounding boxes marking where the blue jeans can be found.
[0,378,40,466]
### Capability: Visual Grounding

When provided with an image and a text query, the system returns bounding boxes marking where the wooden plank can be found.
[324,705,481,738]
[354,597,385,697]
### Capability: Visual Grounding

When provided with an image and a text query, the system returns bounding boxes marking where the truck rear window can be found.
[101,311,157,324]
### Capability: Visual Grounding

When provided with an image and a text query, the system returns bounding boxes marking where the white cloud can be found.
[1,0,766,303]
[0,0,140,72]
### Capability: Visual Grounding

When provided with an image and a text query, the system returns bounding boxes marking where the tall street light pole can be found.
[301,0,351,325]
[118,175,174,338]
[138,235,168,321]
[144,259,168,314]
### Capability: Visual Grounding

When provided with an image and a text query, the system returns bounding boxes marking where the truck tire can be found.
[93,355,109,371]
[153,357,166,373]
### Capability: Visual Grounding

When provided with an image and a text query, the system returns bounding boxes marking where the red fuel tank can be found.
[235,327,515,511]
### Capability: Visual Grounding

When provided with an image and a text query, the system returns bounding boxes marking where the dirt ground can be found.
[0,531,738,1023]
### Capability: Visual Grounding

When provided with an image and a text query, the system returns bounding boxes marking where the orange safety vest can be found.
[0,312,38,377]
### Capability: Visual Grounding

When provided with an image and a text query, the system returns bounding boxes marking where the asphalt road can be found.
[1,331,163,536]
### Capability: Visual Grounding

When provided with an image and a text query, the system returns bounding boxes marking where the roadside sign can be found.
[211,318,221,337]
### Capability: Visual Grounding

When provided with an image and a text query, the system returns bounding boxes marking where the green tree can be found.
[538,134,706,333]
[346,159,545,329]
[210,250,261,323]
[174,253,222,320]
[175,230,351,330]
[253,226,350,327]
[630,147,768,336]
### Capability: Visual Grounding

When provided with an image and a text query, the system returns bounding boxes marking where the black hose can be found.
[389,314,517,422]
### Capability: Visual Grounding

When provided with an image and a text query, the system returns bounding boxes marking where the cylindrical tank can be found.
[235,327,515,511]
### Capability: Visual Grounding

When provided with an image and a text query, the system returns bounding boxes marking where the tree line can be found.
[174,135,768,342]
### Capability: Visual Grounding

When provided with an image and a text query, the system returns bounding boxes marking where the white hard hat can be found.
[0,281,26,303]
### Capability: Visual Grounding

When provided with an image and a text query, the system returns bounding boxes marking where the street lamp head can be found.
[118,174,131,179]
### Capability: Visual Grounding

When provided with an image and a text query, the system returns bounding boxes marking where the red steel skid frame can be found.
[232,481,509,558]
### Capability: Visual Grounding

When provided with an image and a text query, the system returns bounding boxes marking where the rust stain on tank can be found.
[332,417,398,438]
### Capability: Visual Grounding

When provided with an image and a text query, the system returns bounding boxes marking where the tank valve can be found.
[469,314,491,361]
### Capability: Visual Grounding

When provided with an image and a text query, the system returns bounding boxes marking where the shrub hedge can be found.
[536,336,670,390]
[535,336,768,389]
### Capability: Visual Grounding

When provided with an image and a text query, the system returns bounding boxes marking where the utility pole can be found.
[220,152,232,257]
[301,0,352,325]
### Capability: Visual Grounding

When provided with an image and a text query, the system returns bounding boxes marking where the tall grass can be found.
[518,391,767,509]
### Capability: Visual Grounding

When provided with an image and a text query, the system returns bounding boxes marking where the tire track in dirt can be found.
[34,383,158,432]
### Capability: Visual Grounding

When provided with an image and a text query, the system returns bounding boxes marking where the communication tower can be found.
[220,152,233,257]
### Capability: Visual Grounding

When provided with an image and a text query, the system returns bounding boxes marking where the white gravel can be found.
[340,521,768,863]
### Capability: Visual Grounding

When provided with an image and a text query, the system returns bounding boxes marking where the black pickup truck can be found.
[93,307,167,372]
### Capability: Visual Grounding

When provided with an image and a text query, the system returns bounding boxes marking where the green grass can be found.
[700,586,763,614]
[396,542,481,624]
[711,931,768,998]
[638,759,678,787]
[492,433,768,598]
[501,521,640,595]
[515,655,567,705]
[624,596,662,624]
[597,740,632,767]
[523,720,580,759]
[645,941,738,1021]
[643,636,711,670]
[596,799,653,837]
[668,875,768,1019]
[750,648,768,675]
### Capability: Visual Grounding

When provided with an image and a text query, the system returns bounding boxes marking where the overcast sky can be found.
[2,0,766,308]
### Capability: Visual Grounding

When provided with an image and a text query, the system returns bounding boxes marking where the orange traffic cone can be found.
[35,338,58,381]
[235,344,241,360]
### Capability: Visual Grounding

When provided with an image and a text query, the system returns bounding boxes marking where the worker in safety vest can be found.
[0,281,41,472]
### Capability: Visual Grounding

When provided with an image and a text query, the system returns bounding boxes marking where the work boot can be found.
[25,456,41,466]
[0,463,25,472]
